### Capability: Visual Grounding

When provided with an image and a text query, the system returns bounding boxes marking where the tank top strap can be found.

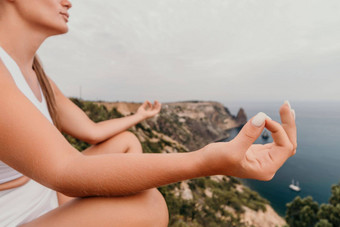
[0,45,46,108]
[0,45,54,184]
[0,45,53,125]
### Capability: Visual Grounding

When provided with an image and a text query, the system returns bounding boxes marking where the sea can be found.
[222,101,340,217]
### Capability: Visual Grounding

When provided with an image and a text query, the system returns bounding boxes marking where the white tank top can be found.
[0,45,54,184]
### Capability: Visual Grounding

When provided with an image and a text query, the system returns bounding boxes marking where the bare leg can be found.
[20,131,169,226]
[82,131,143,155]
[57,131,143,204]
[20,188,169,227]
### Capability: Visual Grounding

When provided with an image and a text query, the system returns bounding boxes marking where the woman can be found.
[0,0,297,226]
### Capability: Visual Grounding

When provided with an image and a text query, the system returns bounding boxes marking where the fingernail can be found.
[284,100,291,109]
[291,109,296,119]
[252,112,268,127]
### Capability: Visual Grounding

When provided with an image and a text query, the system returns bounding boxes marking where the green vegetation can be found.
[157,176,269,226]
[62,133,91,151]
[64,98,124,151]
[141,140,163,153]
[63,98,274,226]
[285,182,340,227]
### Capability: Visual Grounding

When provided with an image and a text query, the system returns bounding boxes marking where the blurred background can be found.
[38,0,340,225]
[38,0,340,103]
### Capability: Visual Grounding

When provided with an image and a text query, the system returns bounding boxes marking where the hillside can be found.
[96,100,247,150]
[64,98,286,227]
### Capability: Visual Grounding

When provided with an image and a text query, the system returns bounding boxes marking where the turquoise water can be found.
[223,101,340,216]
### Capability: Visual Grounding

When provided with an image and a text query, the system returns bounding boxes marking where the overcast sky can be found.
[37,0,340,103]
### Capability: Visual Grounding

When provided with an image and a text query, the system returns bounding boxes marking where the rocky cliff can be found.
[96,101,247,150]
[69,98,285,227]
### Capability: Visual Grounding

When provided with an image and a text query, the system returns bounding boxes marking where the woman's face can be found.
[14,0,72,35]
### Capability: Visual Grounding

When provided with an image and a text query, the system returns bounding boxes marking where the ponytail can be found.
[32,55,62,131]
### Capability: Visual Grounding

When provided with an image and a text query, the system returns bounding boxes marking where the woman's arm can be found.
[0,67,296,198]
[94,100,161,143]
[50,78,161,145]
[53,107,297,197]
[0,75,204,195]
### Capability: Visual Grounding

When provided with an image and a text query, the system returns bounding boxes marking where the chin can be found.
[49,24,69,36]
[56,21,69,33]
[59,26,69,34]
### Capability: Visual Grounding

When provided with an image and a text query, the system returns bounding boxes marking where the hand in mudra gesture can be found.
[137,100,162,120]
[203,102,297,181]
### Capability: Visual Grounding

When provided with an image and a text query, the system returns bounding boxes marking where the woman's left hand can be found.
[200,102,297,181]
[136,100,162,120]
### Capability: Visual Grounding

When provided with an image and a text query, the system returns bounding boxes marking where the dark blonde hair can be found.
[32,55,62,131]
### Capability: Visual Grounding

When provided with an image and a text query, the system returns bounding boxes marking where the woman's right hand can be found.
[202,101,297,181]
[136,100,162,120]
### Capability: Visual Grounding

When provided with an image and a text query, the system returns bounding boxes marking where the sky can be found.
[37,0,340,103]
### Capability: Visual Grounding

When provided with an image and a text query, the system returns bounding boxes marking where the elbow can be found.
[54,185,82,198]
[53,179,80,197]
[85,134,100,145]
[84,124,102,145]
[50,153,86,197]
[49,166,72,196]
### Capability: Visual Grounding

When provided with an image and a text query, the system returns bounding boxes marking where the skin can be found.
[0,0,297,226]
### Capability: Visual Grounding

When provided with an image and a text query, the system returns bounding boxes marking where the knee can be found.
[119,131,143,153]
[141,188,169,227]
[120,131,139,142]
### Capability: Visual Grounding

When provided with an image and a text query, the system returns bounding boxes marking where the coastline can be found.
[224,101,340,218]
[69,98,286,226]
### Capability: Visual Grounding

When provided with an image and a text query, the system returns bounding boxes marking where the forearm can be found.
[93,113,145,143]
[57,149,210,197]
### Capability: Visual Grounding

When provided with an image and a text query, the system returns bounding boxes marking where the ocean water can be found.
[222,101,340,216]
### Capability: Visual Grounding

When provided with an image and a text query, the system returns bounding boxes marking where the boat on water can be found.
[262,130,269,140]
[289,179,301,192]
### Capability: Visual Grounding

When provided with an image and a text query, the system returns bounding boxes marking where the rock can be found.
[96,101,246,150]
[210,175,229,183]
[235,183,244,193]
[148,101,246,150]
[204,188,213,198]
[174,181,193,200]
[77,99,286,227]
[241,205,286,227]
[222,205,237,216]
[235,108,247,125]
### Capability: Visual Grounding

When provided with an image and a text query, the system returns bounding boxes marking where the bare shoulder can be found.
[0,58,16,84]
[0,59,24,100]
[0,65,80,191]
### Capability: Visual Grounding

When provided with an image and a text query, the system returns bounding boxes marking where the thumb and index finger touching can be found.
[279,101,297,153]
[141,100,152,109]
[233,112,271,150]
[141,100,162,113]
[233,101,297,161]
[265,101,297,165]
